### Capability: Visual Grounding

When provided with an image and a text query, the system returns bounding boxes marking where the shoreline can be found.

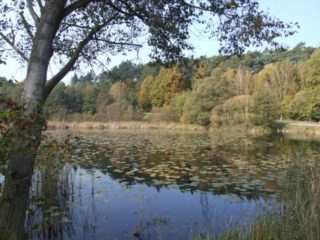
[275,121,320,136]
[46,120,206,131]
[46,120,320,136]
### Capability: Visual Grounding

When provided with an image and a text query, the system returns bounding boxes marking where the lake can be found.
[1,130,320,239]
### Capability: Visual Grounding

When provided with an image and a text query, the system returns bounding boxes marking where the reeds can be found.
[279,164,320,240]
[27,138,75,238]
[193,164,320,240]
[47,120,205,131]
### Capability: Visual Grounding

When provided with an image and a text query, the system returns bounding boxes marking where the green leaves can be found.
[250,89,278,127]
[305,49,320,87]
[310,103,320,122]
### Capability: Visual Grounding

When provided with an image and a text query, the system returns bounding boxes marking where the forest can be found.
[1,42,319,129]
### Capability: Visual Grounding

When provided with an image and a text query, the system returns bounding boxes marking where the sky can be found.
[1,0,320,82]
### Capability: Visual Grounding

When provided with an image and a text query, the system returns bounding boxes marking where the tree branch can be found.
[94,38,142,48]
[19,12,35,42]
[63,0,96,17]
[105,1,137,18]
[35,0,44,12]
[44,23,107,100]
[63,20,131,30]
[26,0,40,26]
[0,33,29,62]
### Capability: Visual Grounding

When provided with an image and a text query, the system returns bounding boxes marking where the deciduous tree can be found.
[161,67,185,104]
[182,63,230,126]
[305,49,320,87]
[255,61,300,119]
[107,60,143,83]
[138,75,154,111]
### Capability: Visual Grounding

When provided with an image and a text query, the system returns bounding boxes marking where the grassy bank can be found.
[47,120,206,131]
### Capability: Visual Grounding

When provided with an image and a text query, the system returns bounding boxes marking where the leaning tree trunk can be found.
[0,177,32,240]
[9,0,67,179]
[0,1,67,238]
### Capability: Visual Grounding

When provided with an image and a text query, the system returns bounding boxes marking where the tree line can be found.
[1,42,319,128]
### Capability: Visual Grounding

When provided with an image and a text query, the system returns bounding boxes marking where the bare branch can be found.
[0,32,29,62]
[19,12,35,42]
[94,38,142,48]
[26,0,40,26]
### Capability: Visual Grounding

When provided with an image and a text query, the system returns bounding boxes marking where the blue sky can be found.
[1,0,320,81]
[260,0,320,48]
[190,0,320,57]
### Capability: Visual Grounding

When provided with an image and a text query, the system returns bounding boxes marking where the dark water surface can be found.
[1,130,320,239]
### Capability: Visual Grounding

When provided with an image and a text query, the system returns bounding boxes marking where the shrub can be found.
[211,95,252,127]
[250,90,279,128]
[146,107,179,123]
[288,87,320,121]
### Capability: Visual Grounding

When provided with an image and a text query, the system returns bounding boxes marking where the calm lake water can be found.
[1,130,320,239]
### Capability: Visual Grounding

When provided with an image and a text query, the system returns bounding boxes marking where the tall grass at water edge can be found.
[26,137,75,239]
[193,164,320,240]
[47,120,205,131]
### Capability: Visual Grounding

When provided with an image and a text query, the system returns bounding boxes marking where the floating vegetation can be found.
[2,130,318,239]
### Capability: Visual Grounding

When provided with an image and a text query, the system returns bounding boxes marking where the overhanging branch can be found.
[94,38,142,48]
[44,23,107,100]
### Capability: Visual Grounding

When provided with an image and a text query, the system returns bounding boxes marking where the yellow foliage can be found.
[161,67,185,105]
[138,75,154,111]
[108,82,128,101]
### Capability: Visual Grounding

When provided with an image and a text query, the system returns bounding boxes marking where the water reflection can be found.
[0,130,320,239]
[66,131,305,198]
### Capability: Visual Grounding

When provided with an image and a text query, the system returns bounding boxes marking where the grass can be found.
[192,164,320,240]
[27,138,75,239]
[47,120,206,131]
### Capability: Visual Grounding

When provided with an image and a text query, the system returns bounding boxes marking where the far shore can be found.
[46,120,206,131]
[46,120,320,136]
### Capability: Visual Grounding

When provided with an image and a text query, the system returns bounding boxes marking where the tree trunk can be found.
[0,1,67,237]
[0,176,32,240]
[9,0,67,179]
[7,122,43,178]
